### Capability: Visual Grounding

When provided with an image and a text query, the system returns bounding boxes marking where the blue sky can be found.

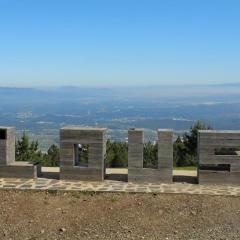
[0,0,240,87]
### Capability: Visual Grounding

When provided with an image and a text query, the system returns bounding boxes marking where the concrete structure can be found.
[128,128,173,183]
[3,124,240,186]
[0,127,15,165]
[60,126,107,181]
[0,126,40,178]
[158,129,173,182]
[198,130,240,184]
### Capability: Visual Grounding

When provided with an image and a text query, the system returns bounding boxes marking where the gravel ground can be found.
[0,190,240,240]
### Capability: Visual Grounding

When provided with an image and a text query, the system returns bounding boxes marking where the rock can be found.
[191,210,197,216]
[159,210,163,215]
[59,227,66,233]
[3,229,8,236]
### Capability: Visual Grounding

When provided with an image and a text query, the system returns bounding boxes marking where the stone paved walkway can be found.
[1,177,240,196]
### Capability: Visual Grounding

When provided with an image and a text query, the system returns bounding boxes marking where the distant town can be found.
[1,84,240,150]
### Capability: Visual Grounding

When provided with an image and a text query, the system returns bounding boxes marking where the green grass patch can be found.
[173,166,197,171]
[111,196,118,203]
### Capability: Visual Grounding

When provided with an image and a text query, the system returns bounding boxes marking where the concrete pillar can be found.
[128,128,144,169]
[0,127,15,165]
[157,129,173,182]
[158,129,173,169]
[60,126,107,181]
[0,126,40,178]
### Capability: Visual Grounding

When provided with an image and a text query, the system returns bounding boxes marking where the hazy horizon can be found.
[1,81,240,89]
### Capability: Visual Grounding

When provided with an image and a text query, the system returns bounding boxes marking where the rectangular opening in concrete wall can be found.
[215,147,240,156]
[143,141,158,169]
[0,129,6,140]
[105,140,128,168]
[199,164,230,171]
[104,140,128,181]
[74,144,89,167]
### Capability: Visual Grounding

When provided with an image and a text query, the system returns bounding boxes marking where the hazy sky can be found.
[0,0,240,87]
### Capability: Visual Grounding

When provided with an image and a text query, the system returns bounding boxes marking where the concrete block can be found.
[198,130,240,185]
[198,170,240,185]
[158,129,173,171]
[60,166,104,181]
[127,128,173,183]
[128,168,172,183]
[60,126,107,181]
[0,127,15,165]
[0,162,41,179]
[128,129,144,169]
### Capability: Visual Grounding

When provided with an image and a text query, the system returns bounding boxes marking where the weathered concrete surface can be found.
[128,128,173,183]
[158,129,173,182]
[60,126,107,181]
[198,130,240,184]
[128,128,144,169]
[0,126,15,165]
[0,127,40,178]
[128,168,172,183]
[42,167,197,177]
[0,163,40,178]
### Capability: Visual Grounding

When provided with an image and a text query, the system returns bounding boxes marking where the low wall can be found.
[198,130,240,184]
[0,125,240,185]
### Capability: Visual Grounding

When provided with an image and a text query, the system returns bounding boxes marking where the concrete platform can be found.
[0,162,41,178]
[42,167,197,176]
[41,167,197,183]
[198,170,240,185]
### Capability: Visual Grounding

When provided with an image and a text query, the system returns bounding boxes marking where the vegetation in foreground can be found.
[16,133,59,167]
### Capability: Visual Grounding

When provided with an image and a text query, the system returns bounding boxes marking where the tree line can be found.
[16,132,60,167]
[16,121,212,167]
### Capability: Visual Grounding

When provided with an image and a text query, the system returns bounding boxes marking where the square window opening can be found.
[74,144,89,167]
[0,129,6,140]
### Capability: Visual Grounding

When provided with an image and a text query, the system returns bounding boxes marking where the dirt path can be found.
[0,190,239,240]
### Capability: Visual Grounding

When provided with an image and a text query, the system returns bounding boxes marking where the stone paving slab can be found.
[0,177,240,196]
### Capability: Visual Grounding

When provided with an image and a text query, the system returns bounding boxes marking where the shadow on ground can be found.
[105,174,198,184]
[173,175,198,184]
[104,174,128,182]
[39,172,60,180]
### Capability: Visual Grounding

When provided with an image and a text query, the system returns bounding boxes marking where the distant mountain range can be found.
[1,82,240,99]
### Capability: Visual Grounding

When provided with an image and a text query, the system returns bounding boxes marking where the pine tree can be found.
[16,132,43,163]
